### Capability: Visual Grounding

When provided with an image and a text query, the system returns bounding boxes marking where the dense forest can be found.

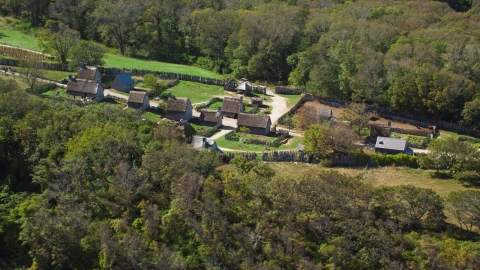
[1,74,480,268]
[2,0,480,126]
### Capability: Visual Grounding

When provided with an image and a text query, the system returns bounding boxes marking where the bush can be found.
[196,57,215,70]
[31,83,57,94]
[372,153,418,168]
[319,159,334,168]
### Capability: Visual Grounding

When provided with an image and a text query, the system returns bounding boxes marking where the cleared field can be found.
[0,28,40,51]
[103,54,222,79]
[168,81,234,104]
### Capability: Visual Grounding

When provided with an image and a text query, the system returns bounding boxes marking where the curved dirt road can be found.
[265,89,289,124]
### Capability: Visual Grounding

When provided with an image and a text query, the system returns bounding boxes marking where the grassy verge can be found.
[103,54,222,79]
[42,87,69,98]
[168,81,233,104]
[42,70,71,81]
[142,108,162,122]
[216,134,302,151]
[278,93,303,107]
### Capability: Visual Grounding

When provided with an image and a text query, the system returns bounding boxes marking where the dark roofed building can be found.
[236,113,272,135]
[77,66,101,83]
[375,136,407,155]
[127,91,149,110]
[166,94,192,121]
[222,97,244,118]
[66,80,104,100]
[112,72,135,92]
[199,108,222,127]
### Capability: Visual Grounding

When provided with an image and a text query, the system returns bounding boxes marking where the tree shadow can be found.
[0,33,7,40]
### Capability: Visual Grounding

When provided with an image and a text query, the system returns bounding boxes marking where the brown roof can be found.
[128,91,147,104]
[222,97,244,114]
[199,109,221,123]
[237,113,271,129]
[166,97,190,112]
[77,67,98,81]
[66,80,100,94]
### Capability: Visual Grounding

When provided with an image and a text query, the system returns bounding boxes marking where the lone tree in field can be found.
[38,20,80,64]
[20,60,44,90]
[340,103,373,135]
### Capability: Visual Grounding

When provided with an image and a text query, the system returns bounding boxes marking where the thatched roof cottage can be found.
[66,79,104,100]
[222,97,244,119]
[199,108,222,127]
[236,113,272,135]
[166,94,192,121]
[127,91,149,110]
[77,64,101,84]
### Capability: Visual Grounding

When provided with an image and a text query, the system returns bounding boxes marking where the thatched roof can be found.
[128,91,147,104]
[222,97,244,114]
[66,80,100,94]
[77,66,98,81]
[237,113,271,129]
[167,97,190,112]
[199,109,221,123]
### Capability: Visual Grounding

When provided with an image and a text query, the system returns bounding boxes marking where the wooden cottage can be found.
[375,136,407,155]
[237,81,252,95]
[166,94,193,121]
[199,108,222,127]
[224,80,236,91]
[127,91,149,110]
[112,72,135,92]
[66,79,104,100]
[222,97,244,118]
[77,65,101,84]
[236,113,272,136]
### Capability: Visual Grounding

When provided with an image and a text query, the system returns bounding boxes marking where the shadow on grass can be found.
[0,33,6,40]
[145,108,162,115]
[99,98,123,105]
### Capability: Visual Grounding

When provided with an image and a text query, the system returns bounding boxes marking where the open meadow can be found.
[167,81,235,104]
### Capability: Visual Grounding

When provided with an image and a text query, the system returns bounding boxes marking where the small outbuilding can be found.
[224,80,236,91]
[66,79,104,100]
[199,108,222,127]
[77,64,101,84]
[237,81,252,95]
[166,94,193,121]
[112,72,135,92]
[375,136,407,155]
[191,136,223,153]
[127,91,149,110]
[236,113,272,136]
[319,108,333,120]
[250,97,263,106]
[222,97,244,119]
[175,119,196,143]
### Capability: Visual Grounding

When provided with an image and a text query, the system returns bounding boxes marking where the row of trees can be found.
[2,0,480,125]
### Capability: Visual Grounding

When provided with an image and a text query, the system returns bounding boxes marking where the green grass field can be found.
[42,87,69,98]
[103,54,222,79]
[42,70,71,81]
[216,134,302,151]
[278,93,303,107]
[168,81,234,104]
[0,28,40,51]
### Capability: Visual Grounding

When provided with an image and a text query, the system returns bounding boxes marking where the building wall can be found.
[242,125,269,135]
[375,148,404,155]
[143,96,150,110]
[223,112,238,119]
[112,77,134,92]
[185,102,193,120]
[94,70,102,84]
[128,102,143,109]
[96,85,104,100]
[166,112,186,121]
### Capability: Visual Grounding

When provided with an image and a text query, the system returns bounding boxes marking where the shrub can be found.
[372,153,418,168]
[319,159,334,168]
[196,57,215,70]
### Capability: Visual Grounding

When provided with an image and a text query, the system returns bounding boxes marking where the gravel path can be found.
[265,88,289,124]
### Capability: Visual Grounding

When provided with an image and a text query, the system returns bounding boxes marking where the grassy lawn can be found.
[42,87,69,98]
[142,108,162,122]
[189,119,214,133]
[103,54,222,79]
[0,28,40,51]
[168,81,234,104]
[216,134,302,151]
[278,93,303,107]
[42,70,71,81]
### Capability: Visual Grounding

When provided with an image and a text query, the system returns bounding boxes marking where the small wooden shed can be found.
[127,91,149,110]
[222,97,244,119]
[199,108,222,127]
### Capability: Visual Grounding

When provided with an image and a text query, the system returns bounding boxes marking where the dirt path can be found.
[265,88,290,124]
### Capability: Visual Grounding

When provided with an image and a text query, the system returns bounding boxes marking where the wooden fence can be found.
[0,57,69,71]
[0,46,49,62]
[275,86,304,95]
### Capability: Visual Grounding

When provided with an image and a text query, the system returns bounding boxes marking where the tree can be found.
[303,124,333,157]
[462,98,480,130]
[340,103,373,135]
[94,0,142,55]
[38,20,80,64]
[427,137,473,176]
[19,60,44,90]
[447,190,480,232]
[69,40,106,69]
[0,77,19,94]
